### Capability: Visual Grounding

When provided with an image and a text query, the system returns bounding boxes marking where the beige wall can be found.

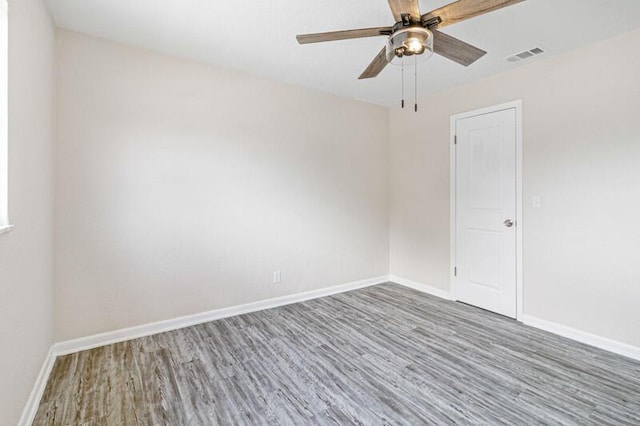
[0,0,54,423]
[390,29,640,347]
[54,30,389,341]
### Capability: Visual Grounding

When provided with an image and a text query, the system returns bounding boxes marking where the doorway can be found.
[450,101,523,319]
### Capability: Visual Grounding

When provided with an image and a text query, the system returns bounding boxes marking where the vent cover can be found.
[506,47,545,63]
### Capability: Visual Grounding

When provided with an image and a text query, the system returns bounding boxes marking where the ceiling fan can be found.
[296,0,525,79]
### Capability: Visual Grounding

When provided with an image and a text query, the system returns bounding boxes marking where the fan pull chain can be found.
[401,56,405,108]
[414,55,418,112]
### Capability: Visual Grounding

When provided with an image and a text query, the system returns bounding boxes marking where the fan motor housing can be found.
[386,26,434,63]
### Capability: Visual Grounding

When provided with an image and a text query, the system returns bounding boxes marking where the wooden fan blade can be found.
[358,46,389,79]
[387,0,421,22]
[296,27,392,44]
[432,30,487,66]
[422,0,525,29]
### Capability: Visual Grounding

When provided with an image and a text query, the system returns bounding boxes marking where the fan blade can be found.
[432,30,487,66]
[422,0,525,29]
[358,46,389,79]
[387,0,421,22]
[296,27,392,44]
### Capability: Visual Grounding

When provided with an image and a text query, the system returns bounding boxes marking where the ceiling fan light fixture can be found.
[406,38,425,54]
[386,26,433,65]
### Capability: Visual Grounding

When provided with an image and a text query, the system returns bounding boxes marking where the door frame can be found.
[449,100,523,321]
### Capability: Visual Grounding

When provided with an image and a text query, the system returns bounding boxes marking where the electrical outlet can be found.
[273,271,281,284]
[532,195,542,209]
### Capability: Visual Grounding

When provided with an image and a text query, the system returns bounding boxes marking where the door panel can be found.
[466,229,501,290]
[455,108,516,318]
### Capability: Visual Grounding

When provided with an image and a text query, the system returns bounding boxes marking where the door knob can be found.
[503,219,514,228]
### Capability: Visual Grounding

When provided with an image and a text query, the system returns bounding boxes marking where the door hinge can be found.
[454,267,457,276]
[454,135,457,145]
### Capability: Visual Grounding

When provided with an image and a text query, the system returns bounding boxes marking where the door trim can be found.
[449,100,523,321]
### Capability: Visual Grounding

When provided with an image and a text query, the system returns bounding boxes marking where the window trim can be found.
[0,0,11,235]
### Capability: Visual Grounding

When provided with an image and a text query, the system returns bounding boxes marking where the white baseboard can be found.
[53,275,389,356]
[389,275,453,300]
[18,346,56,426]
[389,276,640,362]
[522,314,640,362]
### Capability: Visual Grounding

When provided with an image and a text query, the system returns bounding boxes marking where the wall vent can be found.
[506,47,545,63]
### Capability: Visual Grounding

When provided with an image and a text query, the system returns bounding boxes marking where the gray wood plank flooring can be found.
[34,283,640,425]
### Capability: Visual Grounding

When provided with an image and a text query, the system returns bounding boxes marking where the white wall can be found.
[390,29,640,347]
[0,0,54,423]
[54,30,389,341]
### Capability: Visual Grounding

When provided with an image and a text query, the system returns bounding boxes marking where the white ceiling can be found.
[45,0,640,106]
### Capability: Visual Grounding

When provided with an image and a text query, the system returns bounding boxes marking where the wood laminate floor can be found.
[34,283,640,425]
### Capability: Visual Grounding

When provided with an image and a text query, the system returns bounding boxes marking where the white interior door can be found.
[454,108,517,318]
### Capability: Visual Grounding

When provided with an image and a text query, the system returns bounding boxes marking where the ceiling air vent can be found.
[506,47,545,63]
